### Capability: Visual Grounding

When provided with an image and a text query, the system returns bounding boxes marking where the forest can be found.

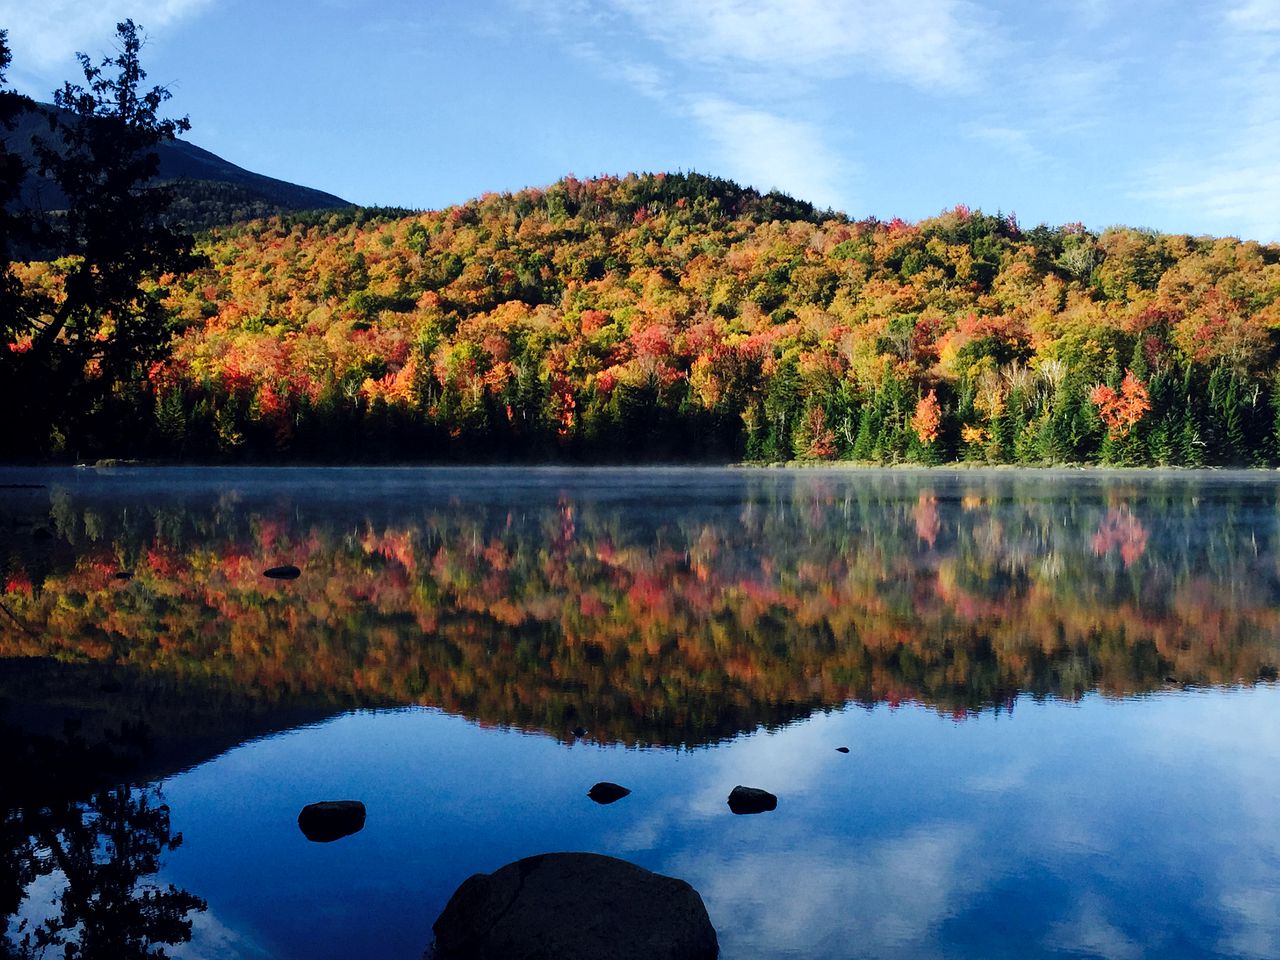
[4,170,1279,464]
[3,28,1280,464]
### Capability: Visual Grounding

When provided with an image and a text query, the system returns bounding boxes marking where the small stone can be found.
[297,800,366,843]
[727,785,777,815]
[836,746,850,753]
[263,564,301,580]
[587,782,631,804]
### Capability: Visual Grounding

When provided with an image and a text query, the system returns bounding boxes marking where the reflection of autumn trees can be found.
[2,476,1278,746]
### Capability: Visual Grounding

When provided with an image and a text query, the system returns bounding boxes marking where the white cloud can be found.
[518,0,994,211]
[607,0,991,93]
[0,0,214,74]
[687,95,851,209]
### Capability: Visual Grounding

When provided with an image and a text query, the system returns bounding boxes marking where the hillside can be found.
[12,172,1280,463]
[7,102,351,231]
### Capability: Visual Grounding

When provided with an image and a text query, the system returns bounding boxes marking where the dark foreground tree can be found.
[1,20,200,458]
[0,30,33,346]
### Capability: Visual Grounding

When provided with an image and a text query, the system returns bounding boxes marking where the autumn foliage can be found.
[1090,370,1151,438]
[7,172,1280,465]
[912,390,942,445]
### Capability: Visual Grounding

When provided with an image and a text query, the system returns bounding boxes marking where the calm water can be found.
[2,466,1279,959]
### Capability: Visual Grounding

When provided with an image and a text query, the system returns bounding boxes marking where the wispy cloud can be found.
[964,123,1046,164]
[607,0,993,93]
[520,0,996,214]
[1134,0,1280,239]
[0,0,214,75]
[686,95,850,208]
[1226,0,1280,30]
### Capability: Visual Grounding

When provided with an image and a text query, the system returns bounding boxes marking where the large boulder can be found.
[431,852,718,960]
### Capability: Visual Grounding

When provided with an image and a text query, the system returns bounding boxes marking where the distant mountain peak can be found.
[4,102,351,232]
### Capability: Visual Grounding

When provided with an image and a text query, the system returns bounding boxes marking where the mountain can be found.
[146,171,1279,466]
[8,169,1280,466]
[5,102,351,231]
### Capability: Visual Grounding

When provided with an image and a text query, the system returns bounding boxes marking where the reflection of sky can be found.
[158,687,1280,960]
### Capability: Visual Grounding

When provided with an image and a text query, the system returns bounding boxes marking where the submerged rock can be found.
[263,564,301,580]
[431,852,717,960]
[587,781,631,804]
[297,800,366,842]
[727,785,777,815]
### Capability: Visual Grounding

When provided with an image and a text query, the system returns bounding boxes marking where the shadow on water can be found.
[0,712,206,960]
[0,658,342,959]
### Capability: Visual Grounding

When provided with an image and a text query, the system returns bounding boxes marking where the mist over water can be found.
[2,467,1278,958]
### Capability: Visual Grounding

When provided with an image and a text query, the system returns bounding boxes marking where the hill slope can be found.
[10,172,1280,464]
[6,102,351,230]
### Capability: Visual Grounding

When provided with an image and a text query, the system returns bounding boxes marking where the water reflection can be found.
[2,468,1277,959]
[1,468,1278,751]
[0,719,205,959]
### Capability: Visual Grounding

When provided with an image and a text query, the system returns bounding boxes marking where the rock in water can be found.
[431,852,718,960]
[263,564,301,580]
[727,785,777,815]
[587,782,631,804]
[297,800,366,842]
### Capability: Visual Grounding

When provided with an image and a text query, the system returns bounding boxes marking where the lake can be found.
[2,466,1278,959]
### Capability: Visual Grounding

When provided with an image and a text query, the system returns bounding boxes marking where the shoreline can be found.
[1,459,1279,476]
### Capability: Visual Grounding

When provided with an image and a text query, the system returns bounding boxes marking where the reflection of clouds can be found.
[671,824,981,960]
[5,869,64,946]
[605,709,855,851]
[609,813,663,854]
[1044,895,1141,960]
[1218,888,1280,960]
[961,755,1034,795]
[1134,689,1280,960]
[174,908,272,960]
[686,711,851,817]
[153,689,1280,959]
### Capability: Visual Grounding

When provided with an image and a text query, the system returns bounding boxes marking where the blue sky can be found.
[2,0,1278,241]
